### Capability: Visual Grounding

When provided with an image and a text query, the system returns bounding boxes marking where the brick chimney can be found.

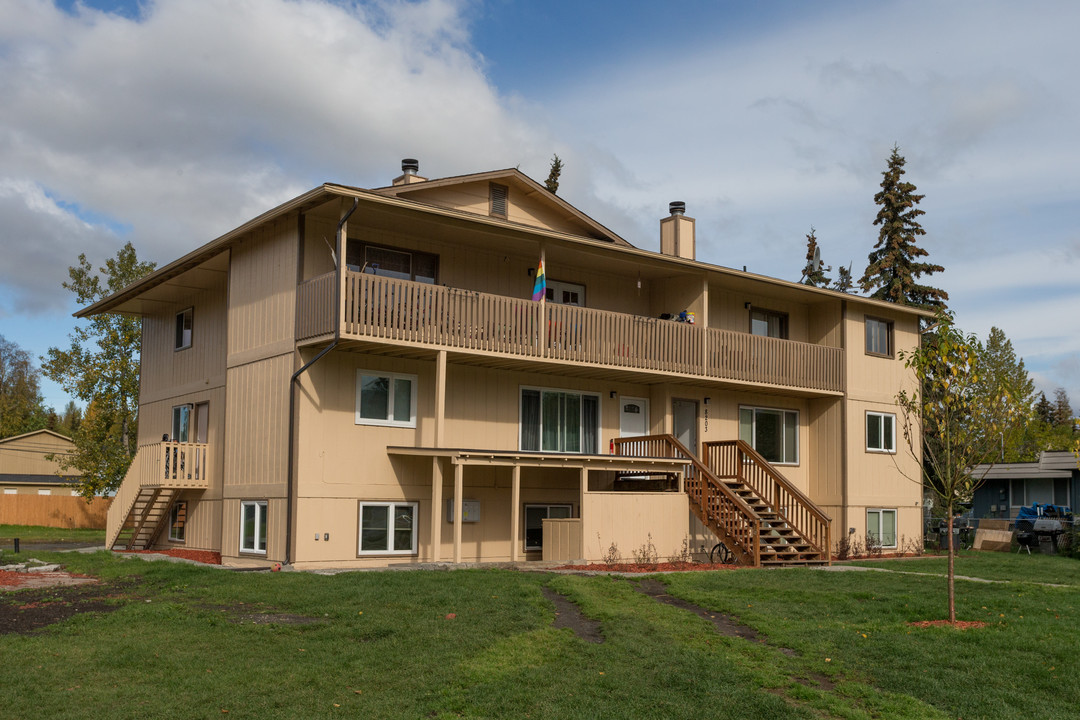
[392,158,427,186]
[660,201,695,260]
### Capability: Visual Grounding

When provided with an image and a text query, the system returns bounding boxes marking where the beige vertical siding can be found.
[138,266,228,423]
[220,497,287,564]
[223,353,292,492]
[807,397,843,507]
[708,287,810,342]
[227,216,299,358]
[581,492,690,562]
[0,431,74,475]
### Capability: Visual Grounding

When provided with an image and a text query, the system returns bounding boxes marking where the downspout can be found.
[284,197,357,565]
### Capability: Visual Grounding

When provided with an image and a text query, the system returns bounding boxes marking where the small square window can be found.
[866,411,896,453]
[356,371,417,427]
[865,316,893,356]
[867,509,897,548]
[175,308,193,350]
[358,502,418,555]
[240,500,267,554]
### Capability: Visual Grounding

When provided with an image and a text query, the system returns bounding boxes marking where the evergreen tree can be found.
[43,243,155,497]
[1034,392,1054,424]
[1052,388,1074,427]
[832,263,854,293]
[799,227,831,287]
[859,146,948,311]
[544,154,564,194]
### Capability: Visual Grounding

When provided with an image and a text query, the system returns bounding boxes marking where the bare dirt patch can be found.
[635,578,797,656]
[555,561,740,573]
[199,603,322,626]
[541,586,603,643]
[0,569,98,591]
[907,619,988,630]
[0,580,133,635]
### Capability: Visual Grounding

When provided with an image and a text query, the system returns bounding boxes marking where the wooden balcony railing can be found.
[702,440,831,559]
[297,270,844,393]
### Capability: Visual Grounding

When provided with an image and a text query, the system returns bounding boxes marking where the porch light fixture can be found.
[703,397,710,405]
[744,302,752,310]
[609,391,616,399]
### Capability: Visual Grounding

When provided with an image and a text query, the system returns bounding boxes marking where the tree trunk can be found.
[946,513,956,623]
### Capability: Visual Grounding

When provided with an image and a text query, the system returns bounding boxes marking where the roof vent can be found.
[669,201,686,216]
[393,158,427,186]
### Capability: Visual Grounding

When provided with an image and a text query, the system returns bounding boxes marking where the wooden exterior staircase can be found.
[106,441,210,551]
[613,435,830,567]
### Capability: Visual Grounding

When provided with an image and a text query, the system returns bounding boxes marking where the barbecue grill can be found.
[1015,503,1073,555]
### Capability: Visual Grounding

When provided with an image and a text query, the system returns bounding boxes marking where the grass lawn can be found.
[0,524,105,545]
[846,551,1080,586]
[1,550,1076,719]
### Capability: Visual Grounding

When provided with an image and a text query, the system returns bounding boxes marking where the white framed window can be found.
[524,504,573,552]
[545,280,585,306]
[865,316,893,357]
[356,371,417,427]
[520,387,600,453]
[175,308,193,350]
[169,501,187,542]
[739,406,799,464]
[171,404,192,443]
[867,508,897,548]
[358,502,418,555]
[4,487,18,494]
[866,411,896,453]
[240,500,267,554]
[38,488,51,495]
[1010,478,1070,508]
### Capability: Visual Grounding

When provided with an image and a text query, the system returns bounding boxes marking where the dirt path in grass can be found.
[541,586,603,643]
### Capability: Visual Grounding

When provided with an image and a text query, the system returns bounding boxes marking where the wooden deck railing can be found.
[104,441,211,549]
[613,434,761,565]
[296,271,844,392]
[702,440,831,558]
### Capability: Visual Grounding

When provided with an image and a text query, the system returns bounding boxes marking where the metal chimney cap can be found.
[669,201,686,216]
[401,158,419,175]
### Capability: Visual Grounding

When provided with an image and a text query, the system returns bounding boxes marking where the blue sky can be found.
[3,0,1079,413]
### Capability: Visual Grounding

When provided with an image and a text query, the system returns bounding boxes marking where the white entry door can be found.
[619,397,650,437]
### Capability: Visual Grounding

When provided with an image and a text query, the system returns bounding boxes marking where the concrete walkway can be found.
[816,563,1073,588]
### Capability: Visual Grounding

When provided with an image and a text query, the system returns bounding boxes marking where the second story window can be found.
[750,307,788,339]
[346,242,437,284]
[175,308,193,350]
[865,316,893,357]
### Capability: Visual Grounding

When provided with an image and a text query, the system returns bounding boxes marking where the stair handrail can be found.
[703,439,831,559]
[613,434,761,565]
[104,443,158,549]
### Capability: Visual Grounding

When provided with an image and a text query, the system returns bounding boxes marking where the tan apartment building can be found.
[87,161,927,568]
[0,429,79,495]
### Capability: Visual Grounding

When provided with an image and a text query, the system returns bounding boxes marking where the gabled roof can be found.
[0,429,74,446]
[971,451,1078,480]
[367,167,632,247]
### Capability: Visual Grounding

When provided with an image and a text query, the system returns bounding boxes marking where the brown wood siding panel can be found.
[227,217,299,357]
[224,354,292,492]
[0,433,74,475]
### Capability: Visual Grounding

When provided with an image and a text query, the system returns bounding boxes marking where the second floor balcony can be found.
[297,270,845,395]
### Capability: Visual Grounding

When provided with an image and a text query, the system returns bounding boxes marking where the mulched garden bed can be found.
[123,548,222,565]
[555,561,741,573]
[0,580,135,634]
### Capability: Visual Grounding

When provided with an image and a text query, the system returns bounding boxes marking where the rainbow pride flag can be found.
[532,259,547,302]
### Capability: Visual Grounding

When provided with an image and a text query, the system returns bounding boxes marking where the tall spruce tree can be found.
[799,227,831,287]
[1034,392,1054,424]
[860,146,948,311]
[1052,388,1074,427]
[544,154,564,194]
[976,327,1035,461]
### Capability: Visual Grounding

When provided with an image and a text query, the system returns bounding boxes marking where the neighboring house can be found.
[971,451,1078,521]
[84,161,928,569]
[0,429,80,496]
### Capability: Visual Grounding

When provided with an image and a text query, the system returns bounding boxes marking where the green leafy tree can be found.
[43,243,155,497]
[0,334,49,438]
[799,227,831,287]
[976,327,1035,462]
[897,311,1027,623]
[860,146,948,312]
[544,154,564,194]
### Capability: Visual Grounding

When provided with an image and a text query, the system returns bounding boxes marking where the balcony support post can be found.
[453,461,464,563]
[430,457,443,563]
[510,465,521,562]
